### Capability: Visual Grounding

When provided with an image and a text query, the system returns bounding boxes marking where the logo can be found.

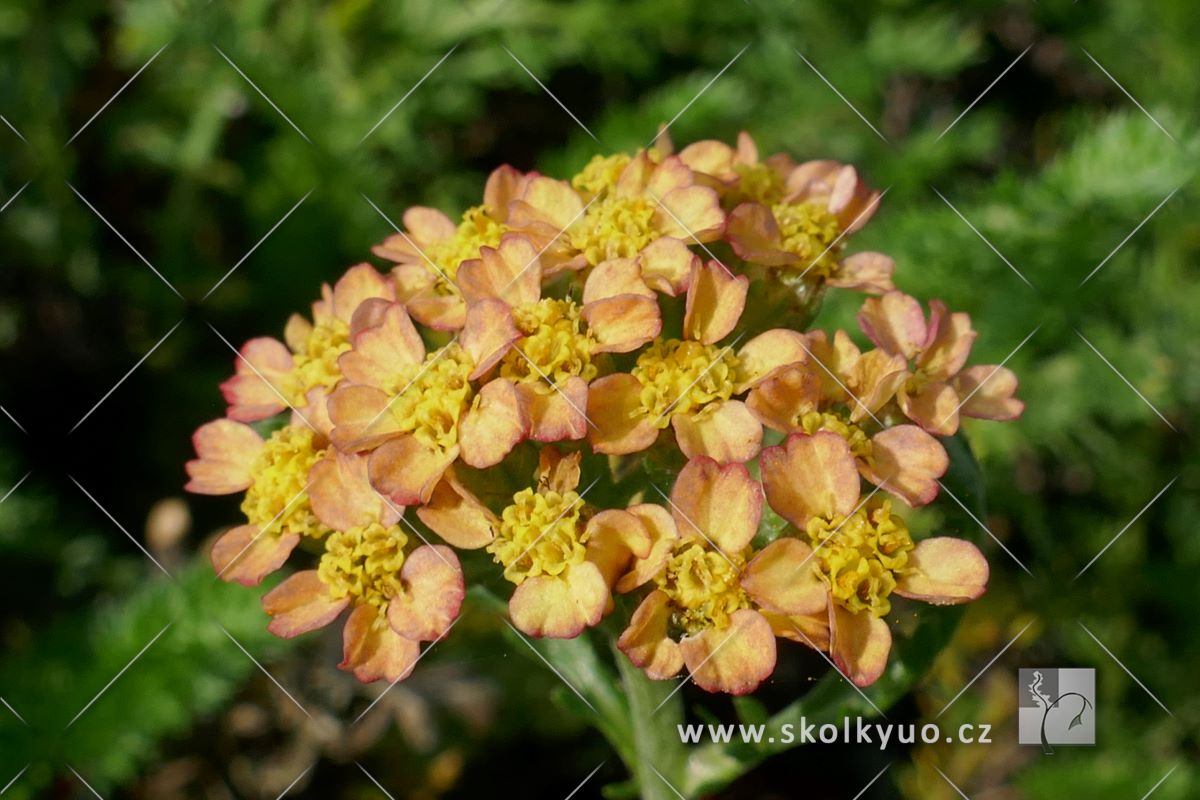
[1018,668,1095,752]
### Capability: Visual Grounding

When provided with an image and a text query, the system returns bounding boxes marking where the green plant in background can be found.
[2,0,1196,797]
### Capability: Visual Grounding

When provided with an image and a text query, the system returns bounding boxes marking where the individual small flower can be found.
[756,432,989,686]
[588,260,763,462]
[426,448,651,638]
[372,166,530,330]
[857,291,1024,435]
[458,234,661,443]
[724,158,892,294]
[678,131,796,207]
[327,300,522,504]
[508,150,724,272]
[617,457,776,695]
[262,450,464,683]
[220,264,395,430]
[737,329,949,507]
[185,419,329,585]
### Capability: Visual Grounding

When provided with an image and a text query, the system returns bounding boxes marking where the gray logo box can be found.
[1018,668,1095,747]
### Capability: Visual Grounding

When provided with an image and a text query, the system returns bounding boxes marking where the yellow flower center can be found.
[282,317,351,406]
[570,193,659,264]
[572,153,632,199]
[426,205,507,288]
[805,501,914,617]
[498,298,597,388]
[631,339,740,426]
[800,410,873,459]
[770,200,842,274]
[656,541,750,635]
[489,488,587,585]
[384,344,474,450]
[241,426,327,538]
[318,522,409,610]
[732,162,785,205]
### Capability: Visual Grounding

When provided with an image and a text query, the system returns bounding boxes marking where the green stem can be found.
[612,642,687,800]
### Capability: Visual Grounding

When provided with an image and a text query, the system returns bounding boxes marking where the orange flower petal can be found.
[898,380,960,436]
[645,154,692,197]
[219,337,292,422]
[340,604,421,684]
[327,384,400,451]
[764,610,831,652]
[745,365,821,433]
[952,365,1024,421]
[588,374,660,455]
[584,294,662,354]
[536,447,582,495]
[404,206,457,243]
[339,303,425,387]
[829,604,892,687]
[828,252,894,294]
[459,378,527,467]
[616,504,679,593]
[263,570,349,637]
[845,350,908,424]
[461,298,522,379]
[284,313,312,352]
[186,419,264,495]
[406,292,466,332]
[330,263,394,322]
[416,470,497,549]
[857,291,930,361]
[211,524,300,586]
[617,590,685,680]
[638,237,698,296]
[860,425,948,507]
[457,235,542,308]
[582,258,654,304]
[508,562,608,638]
[683,260,748,345]
[894,537,989,604]
[680,609,776,695]
[519,378,589,442]
[678,140,738,182]
[585,508,652,585]
[483,164,528,214]
[669,455,761,553]
[387,544,464,641]
[760,432,860,528]
[513,175,586,230]
[654,185,725,242]
[672,400,763,464]
[309,451,400,532]
[726,202,792,266]
[917,302,976,380]
[735,329,810,391]
[369,436,458,505]
[741,538,828,616]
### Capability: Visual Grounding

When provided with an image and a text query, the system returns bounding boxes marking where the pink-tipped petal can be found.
[760,432,860,528]
[741,538,828,616]
[952,365,1024,421]
[369,437,458,505]
[340,604,421,684]
[211,525,300,586]
[588,374,660,455]
[582,258,655,304]
[458,378,527,468]
[857,292,929,360]
[683,261,748,345]
[735,329,810,391]
[744,365,821,433]
[898,380,960,436]
[680,609,776,695]
[617,591,685,680]
[860,425,949,508]
[616,504,679,593]
[263,570,349,637]
[669,455,762,553]
[388,545,464,641]
[416,471,497,549]
[828,252,894,294]
[309,451,399,532]
[638,237,698,296]
[330,263,394,322]
[339,303,425,386]
[894,537,989,604]
[584,295,662,354]
[219,337,293,422]
[520,378,589,442]
[829,604,892,688]
[918,305,976,380]
[508,562,608,638]
[672,400,763,464]
[185,419,263,494]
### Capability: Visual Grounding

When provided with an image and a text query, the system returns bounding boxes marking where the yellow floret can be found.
[318,522,409,610]
[489,487,587,584]
[241,426,327,539]
[631,339,740,426]
[656,540,750,634]
[806,501,914,617]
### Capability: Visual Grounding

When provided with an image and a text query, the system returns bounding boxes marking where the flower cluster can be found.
[187,132,1022,692]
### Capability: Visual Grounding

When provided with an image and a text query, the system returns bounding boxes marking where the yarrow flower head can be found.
[185,131,1021,695]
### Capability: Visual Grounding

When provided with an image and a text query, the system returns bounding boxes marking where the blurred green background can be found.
[1,0,1196,797]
